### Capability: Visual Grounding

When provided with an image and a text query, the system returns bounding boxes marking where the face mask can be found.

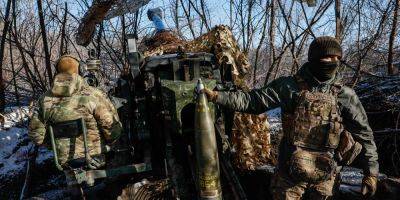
[309,60,339,82]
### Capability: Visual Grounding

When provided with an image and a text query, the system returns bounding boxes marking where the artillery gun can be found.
[42,44,257,200]
[111,46,251,199]
[42,2,271,199]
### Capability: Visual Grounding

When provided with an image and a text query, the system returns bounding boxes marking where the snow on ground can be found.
[0,107,31,179]
[0,127,31,177]
[2,106,30,128]
[355,76,400,111]
[0,107,53,181]
[266,108,282,135]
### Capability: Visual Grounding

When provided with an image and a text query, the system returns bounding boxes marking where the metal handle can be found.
[80,118,95,170]
[48,126,63,171]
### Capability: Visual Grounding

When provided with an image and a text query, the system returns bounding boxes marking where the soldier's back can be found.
[39,73,109,165]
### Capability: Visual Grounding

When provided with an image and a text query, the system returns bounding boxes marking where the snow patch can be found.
[0,127,30,177]
[266,108,282,135]
[0,106,53,182]
[1,106,30,129]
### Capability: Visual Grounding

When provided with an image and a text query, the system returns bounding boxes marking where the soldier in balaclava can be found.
[203,36,379,199]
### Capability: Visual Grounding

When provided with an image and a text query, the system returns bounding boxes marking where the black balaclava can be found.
[307,36,342,82]
[309,60,339,82]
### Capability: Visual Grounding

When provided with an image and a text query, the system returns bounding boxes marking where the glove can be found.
[202,88,218,102]
[361,175,378,197]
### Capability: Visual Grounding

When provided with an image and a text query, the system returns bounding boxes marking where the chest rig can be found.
[283,75,343,151]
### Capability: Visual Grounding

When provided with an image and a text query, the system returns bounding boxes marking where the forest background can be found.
[0,0,398,110]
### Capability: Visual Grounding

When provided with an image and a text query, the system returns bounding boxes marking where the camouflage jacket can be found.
[215,63,379,176]
[28,73,122,164]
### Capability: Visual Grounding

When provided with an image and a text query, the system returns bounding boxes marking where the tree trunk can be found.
[11,0,39,93]
[229,0,233,28]
[173,0,182,37]
[59,2,68,56]
[180,0,196,39]
[252,0,269,86]
[37,0,53,85]
[121,14,128,71]
[265,0,276,85]
[388,0,399,75]
[97,22,103,58]
[0,0,12,112]
[335,0,342,41]
[9,28,19,106]
[11,0,40,93]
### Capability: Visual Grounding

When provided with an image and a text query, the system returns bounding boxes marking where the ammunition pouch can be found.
[335,130,362,166]
[289,148,336,184]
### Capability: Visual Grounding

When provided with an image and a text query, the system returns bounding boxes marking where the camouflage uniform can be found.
[29,73,122,166]
[214,64,379,199]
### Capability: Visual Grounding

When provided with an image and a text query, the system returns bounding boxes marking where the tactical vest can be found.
[282,75,344,183]
[282,75,343,151]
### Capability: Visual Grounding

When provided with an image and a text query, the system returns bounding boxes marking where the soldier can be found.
[29,55,122,169]
[203,36,379,199]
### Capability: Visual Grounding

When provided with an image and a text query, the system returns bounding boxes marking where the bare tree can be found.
[264,0,334,85]
[188,0,211,33]
[9,27,20,106]
[267,0,277,82]
[335,0,343,41]
[0,0,12,112]
[252,0,269,86]
[351,0,392,86]
[388,0,399,75]
[180,0,197,39]
[37,0,53,85]
[59,2,68,56]
[0,0,397,107]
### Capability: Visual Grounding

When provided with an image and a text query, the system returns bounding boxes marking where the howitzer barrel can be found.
[194,79,222,200]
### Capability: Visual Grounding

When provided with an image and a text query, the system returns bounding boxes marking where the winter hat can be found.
[308,36,342,61]
[55,55,80,75]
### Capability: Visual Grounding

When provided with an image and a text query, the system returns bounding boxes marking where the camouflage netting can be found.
[142,25,273,170]
[231,113,273,170]
[142,25,250,87]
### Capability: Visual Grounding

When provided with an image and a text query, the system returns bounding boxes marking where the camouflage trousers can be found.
[270,170,338,200]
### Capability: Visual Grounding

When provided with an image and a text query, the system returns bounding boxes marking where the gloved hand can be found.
[361,175,378,198]
[202,88,218,102]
